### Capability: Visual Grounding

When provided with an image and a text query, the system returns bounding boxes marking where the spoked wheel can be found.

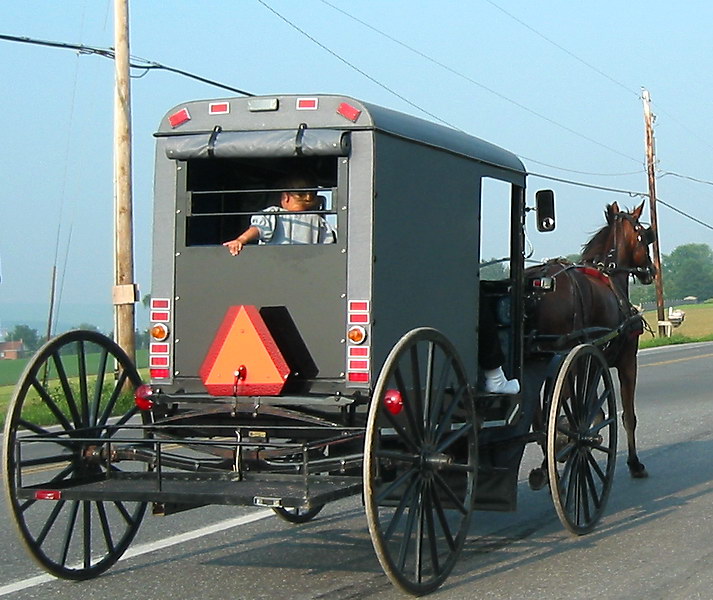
[547,344,617,535]
[272,505,324,524]
[364,328,477,596]
[2,330,148,579]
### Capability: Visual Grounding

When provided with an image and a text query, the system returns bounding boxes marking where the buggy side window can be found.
[480,178,512,281]
[183,156,339,247]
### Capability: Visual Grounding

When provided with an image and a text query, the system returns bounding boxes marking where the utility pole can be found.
[642,88,667,337]
[113,0,137,361]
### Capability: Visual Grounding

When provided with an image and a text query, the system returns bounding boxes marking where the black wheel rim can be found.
[2,330,147,579]
[364,328,476,595]
[272,505,324,524]
[547,344,617,535]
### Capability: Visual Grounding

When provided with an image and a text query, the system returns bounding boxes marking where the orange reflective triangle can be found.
[199,305,290,396]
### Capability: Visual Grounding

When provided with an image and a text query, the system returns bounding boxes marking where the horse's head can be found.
[583,201,656,285]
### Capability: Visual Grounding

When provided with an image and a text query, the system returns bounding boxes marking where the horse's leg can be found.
[617,346,648,478]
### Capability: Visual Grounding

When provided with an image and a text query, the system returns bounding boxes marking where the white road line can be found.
[0,509,274,597]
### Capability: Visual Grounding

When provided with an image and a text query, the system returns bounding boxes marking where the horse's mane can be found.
[580,204,616,261]
[580,224,610,261]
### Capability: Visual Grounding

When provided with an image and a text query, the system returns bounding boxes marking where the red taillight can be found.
[384,389,403,415]
[134,383,155,410]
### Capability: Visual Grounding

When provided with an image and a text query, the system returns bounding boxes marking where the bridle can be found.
[596,212,655,281]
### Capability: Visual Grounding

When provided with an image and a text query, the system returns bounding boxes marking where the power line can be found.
[3,27,710,234]
[658,170,713,187]
[0,33,254,96]
[255,0,457,129]
[316,0,641,164]
[483,0,640,99]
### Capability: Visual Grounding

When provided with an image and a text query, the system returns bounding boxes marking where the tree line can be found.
[6,244,711,356]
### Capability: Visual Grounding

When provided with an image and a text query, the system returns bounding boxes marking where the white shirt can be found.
[251,206,336,245]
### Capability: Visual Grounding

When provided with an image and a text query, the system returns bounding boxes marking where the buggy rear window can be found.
[181,156,339,247]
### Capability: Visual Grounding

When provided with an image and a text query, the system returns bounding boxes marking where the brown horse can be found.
[526,201,656,478]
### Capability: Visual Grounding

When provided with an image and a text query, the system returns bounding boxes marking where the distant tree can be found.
[662,243,713,301]
[135,328,150,350]
[74,322,100,332]
[6,324,42,352]
[142,293,151,309]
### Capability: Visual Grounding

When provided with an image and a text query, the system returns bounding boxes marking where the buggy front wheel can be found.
[364,328,477,595]
[547,344,617,535]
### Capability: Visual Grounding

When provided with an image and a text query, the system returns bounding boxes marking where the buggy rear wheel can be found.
[547,344,617,535]
[364,328,477,596]
[2,330,148,580]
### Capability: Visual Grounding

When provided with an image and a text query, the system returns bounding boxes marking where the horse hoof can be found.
[528,467,548,490]
[628,461,649,478]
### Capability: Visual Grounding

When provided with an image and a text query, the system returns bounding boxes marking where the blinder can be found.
[639,226,655,246]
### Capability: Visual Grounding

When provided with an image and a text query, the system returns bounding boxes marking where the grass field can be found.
[1,306,711,428]
[639,302,713,348]
[0,349,148,429]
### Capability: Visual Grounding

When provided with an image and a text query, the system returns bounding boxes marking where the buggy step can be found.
[17,471,362,510]
[475,392,521,428]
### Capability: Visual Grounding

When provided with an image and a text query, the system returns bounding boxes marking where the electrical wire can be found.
[658,171,713,187]
[483,0,640,99]
[316,0,641,165]
[0,33,254,96]
[255,0,457,129]
[2,25,711,234]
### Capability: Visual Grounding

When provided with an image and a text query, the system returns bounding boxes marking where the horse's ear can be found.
[606,202,620,223]
[632,201,645,219]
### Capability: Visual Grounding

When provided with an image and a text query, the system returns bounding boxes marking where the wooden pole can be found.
[113,0,136,361]
[642,88,667,337]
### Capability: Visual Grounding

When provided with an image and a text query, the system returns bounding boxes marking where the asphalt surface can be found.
[1,342,712,600]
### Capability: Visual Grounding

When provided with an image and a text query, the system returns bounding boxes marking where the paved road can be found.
[2,342,712,599]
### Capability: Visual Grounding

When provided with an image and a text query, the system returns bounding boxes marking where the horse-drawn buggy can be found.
[3,94,655,595]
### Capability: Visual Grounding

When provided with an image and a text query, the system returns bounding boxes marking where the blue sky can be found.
[1,1,712,332]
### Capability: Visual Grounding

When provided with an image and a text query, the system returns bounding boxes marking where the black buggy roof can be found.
[155,94,526,182]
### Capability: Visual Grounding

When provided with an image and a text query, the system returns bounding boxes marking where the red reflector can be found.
[348,346,369,357]
[348,359,368,370]
[297,97,318,110]
[35,490,62,500]
[168,107,191,128]
[349,301,368,312]
[209,102,230,115]
[151,311,170,322]
[348,372,369,383]
[337,102,361,122]
[150,343,169,354]
[384,389,404,415]
[150,368,170,379]
[151,298,170,310]
[150,355,169,367]
[349,313,369,324]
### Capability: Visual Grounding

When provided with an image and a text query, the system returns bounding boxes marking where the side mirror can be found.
[535,189,556,232]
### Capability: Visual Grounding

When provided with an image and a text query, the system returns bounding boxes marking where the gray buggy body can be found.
[150,94,526,398]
